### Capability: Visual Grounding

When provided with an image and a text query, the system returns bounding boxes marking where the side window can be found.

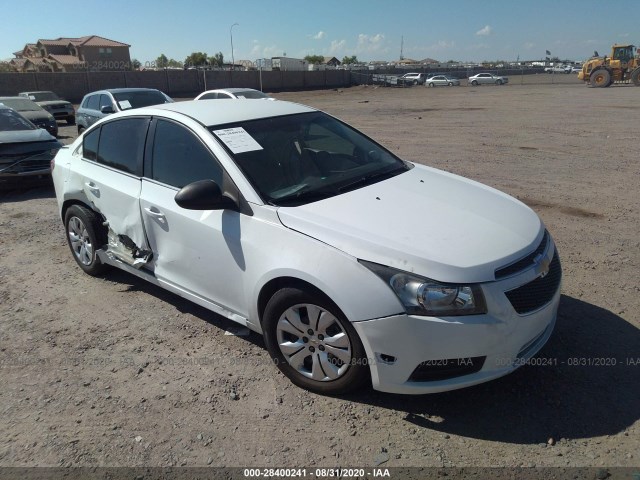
[200,93,217,100]
[83,127,100,161]
[86,95,99,110]
[151,120,223,188]
[96,118,148,174]
[99,94,113,110]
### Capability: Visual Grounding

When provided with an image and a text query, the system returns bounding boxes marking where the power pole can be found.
[400,36,404,61]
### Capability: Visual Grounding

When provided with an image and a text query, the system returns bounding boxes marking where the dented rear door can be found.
[75,118,150,261]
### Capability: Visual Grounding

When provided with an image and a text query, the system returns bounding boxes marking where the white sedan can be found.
[194,88,273,100]
[468,73,509,85]
[51,100,560,395]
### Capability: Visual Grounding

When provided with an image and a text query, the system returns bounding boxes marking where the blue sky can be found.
[3,0,639,63]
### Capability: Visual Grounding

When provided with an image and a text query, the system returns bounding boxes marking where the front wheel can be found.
[471,80,478,86]
[428,83,435,87]
[448,82,453,86]
[64,205,109,276]
[263,287,369,395]
[590,69,611,88]
[496,79,503,85]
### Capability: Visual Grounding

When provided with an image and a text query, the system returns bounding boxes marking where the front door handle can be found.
[144,207,165,218]
[85,182,99,194]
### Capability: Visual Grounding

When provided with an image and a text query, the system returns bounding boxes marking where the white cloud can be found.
[250,42,282,59]
[619,33,630,38]
[428,40,455,51]
[329,39,346,55]
[476,25,492,36]
[524,42,535,50]
[354,33,387,54]
[312,31,325,40]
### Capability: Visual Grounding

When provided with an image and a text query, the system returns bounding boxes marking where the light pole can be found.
[230,23,239,73]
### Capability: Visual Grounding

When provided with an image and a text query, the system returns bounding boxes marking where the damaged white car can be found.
[51,100,561,395]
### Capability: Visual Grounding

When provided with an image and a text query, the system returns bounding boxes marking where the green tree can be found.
[304,55,325,65]
[131,58,141,70]
[185,52,209,68]
[209,52,224,67]
[341,55,359,65]
[156,54,168,68]
[167,58,183,68]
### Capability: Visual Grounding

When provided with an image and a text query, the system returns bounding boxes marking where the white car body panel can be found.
[278,164,541,283]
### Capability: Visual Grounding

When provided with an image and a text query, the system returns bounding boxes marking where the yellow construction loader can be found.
[578,44,640,87]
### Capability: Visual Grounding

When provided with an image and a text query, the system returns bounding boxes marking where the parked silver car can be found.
[468,73,509,86]
[425,75,461,87]
[76,88,173,134]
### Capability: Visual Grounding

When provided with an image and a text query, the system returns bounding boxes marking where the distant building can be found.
[322,56,341,67]
[11,35,131,72]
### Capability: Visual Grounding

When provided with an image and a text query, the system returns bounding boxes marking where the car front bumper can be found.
[352,257,560,394]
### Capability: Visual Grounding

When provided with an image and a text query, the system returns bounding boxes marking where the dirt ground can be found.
[0,82,638,471]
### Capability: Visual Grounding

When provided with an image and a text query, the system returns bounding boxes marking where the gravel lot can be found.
[0,81,638,471]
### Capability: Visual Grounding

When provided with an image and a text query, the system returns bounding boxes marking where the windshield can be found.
[28,92,60,102]
[113,91,172,110]
[0,109,36,131]
[210,111,410,206]
[0,98,43,112]
[234,90,269,99]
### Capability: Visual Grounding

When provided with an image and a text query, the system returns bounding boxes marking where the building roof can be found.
[47,54,84,66]
[37,35,130,48]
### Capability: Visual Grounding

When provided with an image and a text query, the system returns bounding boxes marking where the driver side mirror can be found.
[100,105,115,114]
[174,179,238,211]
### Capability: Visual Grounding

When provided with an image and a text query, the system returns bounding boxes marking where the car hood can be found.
[37,100,71,107]
[16,111,52,122]
[0,129,56,144]
[277,164,542,283]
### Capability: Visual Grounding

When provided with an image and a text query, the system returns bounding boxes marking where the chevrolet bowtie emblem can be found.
[534,254,550,278]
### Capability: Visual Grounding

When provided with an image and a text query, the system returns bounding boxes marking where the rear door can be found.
[75,117,150,253]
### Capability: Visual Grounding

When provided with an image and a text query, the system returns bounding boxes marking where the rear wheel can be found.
[590,69,611,88]
[263,287,369,395]
[631,68,640,86]
[64,205,109,276]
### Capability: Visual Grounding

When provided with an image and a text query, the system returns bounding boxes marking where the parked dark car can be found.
[0,96,58,136]
[0,105,62,186]
[19,91,75,125]
[76,88,173,133]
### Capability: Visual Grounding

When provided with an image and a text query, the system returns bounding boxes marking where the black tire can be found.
[262,287,369,395]
[471,80,478,86]
[413,80,418,85]
[631,68,640,86]
[64,205,109,276]
[496,79,503,85]
[590,69,611,88]
[448,82,453,86]
[428,83,435,87]
[77,125,84,136]
[67,116,75,125]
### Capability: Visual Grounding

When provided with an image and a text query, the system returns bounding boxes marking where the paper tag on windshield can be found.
[213,127,262,154]
[118,100,132,110]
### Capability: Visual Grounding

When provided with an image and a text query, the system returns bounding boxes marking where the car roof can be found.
[83,88,163,97]
[207,88,262,94]
[0,96,30,100]
[19,91,54,94]
[139,99,316,127]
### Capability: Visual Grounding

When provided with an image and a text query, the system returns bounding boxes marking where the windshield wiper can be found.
[271,186,338,206]
[336,165,407,193]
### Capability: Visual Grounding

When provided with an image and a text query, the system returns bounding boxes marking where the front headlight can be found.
[359,260,487,316]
